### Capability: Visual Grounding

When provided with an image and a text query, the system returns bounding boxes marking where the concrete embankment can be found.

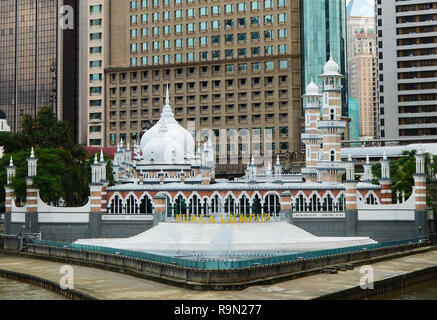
[1,248,437,299]
[9,240,430,290]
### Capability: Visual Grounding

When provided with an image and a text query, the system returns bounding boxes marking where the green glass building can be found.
[301,0,348,116]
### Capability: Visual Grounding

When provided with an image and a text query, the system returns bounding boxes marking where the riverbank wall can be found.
[1,235,433,291]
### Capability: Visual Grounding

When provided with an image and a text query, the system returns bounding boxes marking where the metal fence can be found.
[28,237,424,270]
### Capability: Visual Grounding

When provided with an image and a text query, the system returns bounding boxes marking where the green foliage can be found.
[372,150,437,205]
[0,107,113,210]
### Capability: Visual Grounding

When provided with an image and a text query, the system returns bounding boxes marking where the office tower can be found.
[79,0,110,146]
[377,0,437,143]
[96,0,301,171]
[347,15,377,140]
[0,0,79,140]
[301,0,348,117]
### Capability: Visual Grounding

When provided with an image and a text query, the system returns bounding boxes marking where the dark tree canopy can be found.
[0,107,113,209]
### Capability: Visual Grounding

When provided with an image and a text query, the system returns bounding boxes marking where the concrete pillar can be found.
[153,193,167,227]
[279,191,293,223]
[25,177,39,234]
[379,180,393,204]
[88,212,102,239]
[89,184,103,214]
[414,174,428,238]
[414,149,428,238]
[344,181,358,237]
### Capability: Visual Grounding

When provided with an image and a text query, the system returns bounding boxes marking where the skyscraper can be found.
[347,15,377,140]
[301,0,348,116]
[377,0,437,144]
[0,0,79,139]
[83,0,302,173]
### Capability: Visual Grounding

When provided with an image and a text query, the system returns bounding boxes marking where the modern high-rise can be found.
[347,16,377,140]
[0,0,79,139]
[377,0,437,144]
[301,0,348,117]
[97,0,302,170]
[79,0,110,146]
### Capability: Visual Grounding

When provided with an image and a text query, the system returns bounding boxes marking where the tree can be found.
[372,150,437,205]
[0,148,92,207]
[0,107,112,210]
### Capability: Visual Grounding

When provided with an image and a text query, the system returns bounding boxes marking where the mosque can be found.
[95,57,388,218]
[4,58,430,250]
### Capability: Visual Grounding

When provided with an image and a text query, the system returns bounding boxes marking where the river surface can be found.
[368,277,437,300]
[0,277,66,300]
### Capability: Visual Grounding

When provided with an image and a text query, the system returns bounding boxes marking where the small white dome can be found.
[140,88,195,164]
[304,78,320,96]
[321,56,342,77]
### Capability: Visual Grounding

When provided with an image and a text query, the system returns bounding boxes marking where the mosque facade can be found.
[3,59,431,242]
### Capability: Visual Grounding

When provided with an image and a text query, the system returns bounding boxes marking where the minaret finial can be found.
[94,153,98,164]
[30,147,35,158]
[165,84,170,105]
[9,156,13,167]
[100,149,104,162]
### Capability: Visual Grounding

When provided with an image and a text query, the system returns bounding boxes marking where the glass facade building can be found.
[0,0,79,138]
[301,0,348,116]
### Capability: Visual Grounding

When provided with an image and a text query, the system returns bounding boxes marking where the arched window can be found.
[174,195,187,215]
[110,195,123,214]
[330,150,335,162]
[224,195,235,215]
[295,194,305,212]
[365,193,378,205]
[309,194,321,212]
[140,195,153,214]
[263,194,280,217]
[189,195,202,216]
[211,194,221,214]
[338,194,345,211]
[330,108,335,120]
[239,195,250,216]
[323,194,334,212]
[126,195,138,214]
[306,147,311,159]
[252,194,262,215]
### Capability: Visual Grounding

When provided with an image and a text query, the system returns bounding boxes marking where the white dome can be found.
[140,90,195,164]
[321,56,342,77]
[304,78,320,96]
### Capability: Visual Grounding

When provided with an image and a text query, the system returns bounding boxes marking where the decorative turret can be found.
[379,152,392,204]
[6,156,16,185]
[27,147,38,177]
[363,155,373,182]
[99,149,107,182]
[320,55,343,92]
[91,153,102,184]
[345,154,355,181]
[265,161,272,182]
[301,78,322,183]
[274,156,283,183]
[380,152,390,180]
[416,147,425,175]
[247,155,257,182]
[315,57,346,184]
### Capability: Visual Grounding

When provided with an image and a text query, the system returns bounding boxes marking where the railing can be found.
[28,237,425,270]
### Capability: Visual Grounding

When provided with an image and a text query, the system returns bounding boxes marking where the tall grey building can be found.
[376,0,437,144]
[0,0,79,140]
